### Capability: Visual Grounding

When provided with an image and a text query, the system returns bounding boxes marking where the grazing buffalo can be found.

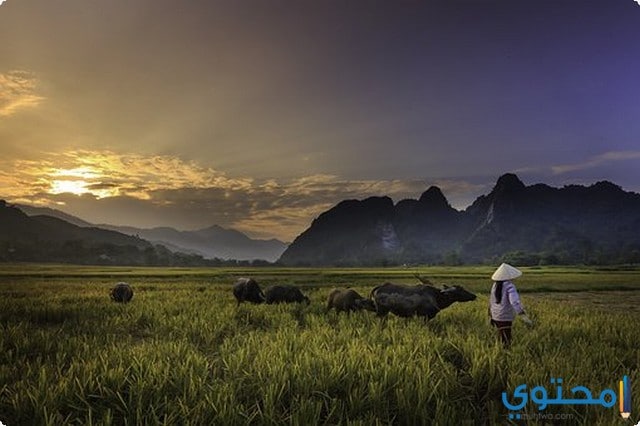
[326,288,376,313]
[233,278,265,305]
[111,282,134,303]
[264,285,310,304]
[370,282,476,320]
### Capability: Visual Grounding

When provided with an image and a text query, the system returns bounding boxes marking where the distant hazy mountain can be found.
[279,174,640,266]
[98,224,288,262]
[0,200,153,264]
[15,204,288,262]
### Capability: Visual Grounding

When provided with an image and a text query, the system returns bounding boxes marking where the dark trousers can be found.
[491,319,513,348]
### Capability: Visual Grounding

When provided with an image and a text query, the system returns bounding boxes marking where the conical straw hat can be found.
[491,263,522,281]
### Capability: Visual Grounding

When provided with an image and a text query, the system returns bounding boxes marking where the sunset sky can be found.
[1,0,639,241]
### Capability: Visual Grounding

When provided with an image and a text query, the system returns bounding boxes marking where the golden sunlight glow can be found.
[50,179,90,196]
[51,167,100,180]
[10,150,250,202]
[47,163,116,198]
[48,169,96,196]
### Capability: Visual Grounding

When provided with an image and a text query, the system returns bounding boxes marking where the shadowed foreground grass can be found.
[0,266,638,425]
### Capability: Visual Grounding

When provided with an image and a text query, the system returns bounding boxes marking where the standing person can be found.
[488,263,533,347]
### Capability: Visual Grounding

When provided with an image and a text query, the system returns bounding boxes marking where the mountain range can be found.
[95,224,287,262]
[5,173,640,266]
[11,204,287,262]
[279,173,640,266]
[0,200,153,264]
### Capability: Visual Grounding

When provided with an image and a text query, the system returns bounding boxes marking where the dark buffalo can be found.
[264,285,310,304]
[370,282,476,320]
[233,278,265,305]
[326,288,376,313]
[111,282,133,303]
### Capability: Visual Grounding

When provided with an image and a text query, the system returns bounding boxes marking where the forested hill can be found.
[0,201,249,266]
[17,204,287,262]
[279,174,640,266]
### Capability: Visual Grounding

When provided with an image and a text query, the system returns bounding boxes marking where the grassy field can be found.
[0,265,639,425]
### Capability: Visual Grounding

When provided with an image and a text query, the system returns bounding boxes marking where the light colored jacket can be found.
[489,280,524,321]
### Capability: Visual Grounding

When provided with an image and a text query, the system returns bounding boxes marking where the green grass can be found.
[0,265,639,425]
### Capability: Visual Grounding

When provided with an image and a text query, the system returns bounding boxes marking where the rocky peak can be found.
[279,174,640,266]
[591,180,623,193]
[418,186,450,209]
[493,173,525,192]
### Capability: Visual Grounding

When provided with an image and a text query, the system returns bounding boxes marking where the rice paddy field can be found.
[0,264,639,425]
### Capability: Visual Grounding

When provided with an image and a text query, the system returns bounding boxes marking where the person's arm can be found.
[487,284,493,321]
[506,282,533,325]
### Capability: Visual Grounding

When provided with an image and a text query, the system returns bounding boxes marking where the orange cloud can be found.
[0,71,45,116]
[1,149,485,240]
[1,150,252,200]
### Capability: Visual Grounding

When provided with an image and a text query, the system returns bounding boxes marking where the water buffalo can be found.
[111,282,133,303]
[264,285,310,304]
[370,282,476,320]
[326,288,376,313]
[233,277,265,305]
